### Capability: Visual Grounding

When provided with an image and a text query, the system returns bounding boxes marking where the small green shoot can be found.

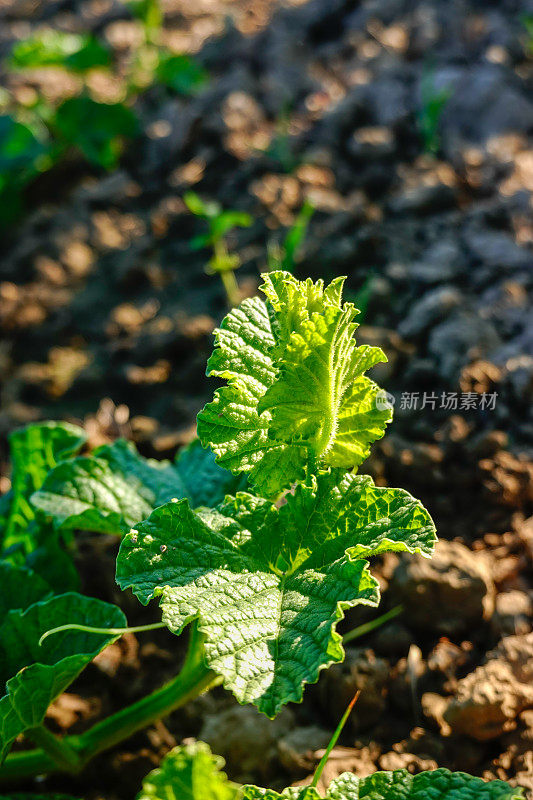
[184,191,253,306]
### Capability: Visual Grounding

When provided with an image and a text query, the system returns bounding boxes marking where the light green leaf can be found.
[117,469,434,717]
[197,272,392,497]
[0,593,125,763]
[241,788,319,799]
[1,421,86,553]
[9,30,111,72]
[243,768,524,799]
[32,439,240,536]
[0,561,52,616]
[137,741,238,800]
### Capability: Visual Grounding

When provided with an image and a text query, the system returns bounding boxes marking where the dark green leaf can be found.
[1,421,86,553]
[32,439,240,536]
[0,593,125,763]
[156,53,208,96]
[53,97,138,169]
[243,768,524,798]
[0,561,52,616]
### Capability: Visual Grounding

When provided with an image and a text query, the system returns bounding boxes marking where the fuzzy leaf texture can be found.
[116,470,435,717]
[0,593,125,763]
[32,438,242,536]
[242,768,524,799]
[137,742,238,800]
[197,271,392,497]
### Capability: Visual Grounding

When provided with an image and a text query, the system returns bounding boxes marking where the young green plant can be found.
[1,272,435,782]
[184,191,253,306]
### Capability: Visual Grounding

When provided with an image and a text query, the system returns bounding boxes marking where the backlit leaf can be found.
[197,272,392,498]
[116,471,434,717]
[137,741,238,800]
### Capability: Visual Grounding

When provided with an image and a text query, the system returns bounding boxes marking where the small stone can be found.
[200,705,294,781]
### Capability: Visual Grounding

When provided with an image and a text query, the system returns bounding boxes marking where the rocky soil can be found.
[0,0,532,797]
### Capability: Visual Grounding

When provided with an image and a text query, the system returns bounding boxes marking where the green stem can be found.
[213,238,240,307]
[39,621,166,647]
[0,626,219,784]
[220,269,240,308]
[74,659,218,760]
[26,725,82,773]
[343,604,403,645]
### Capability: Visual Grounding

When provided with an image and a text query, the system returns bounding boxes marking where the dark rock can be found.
[407,239,467,284]
[388,184,457,215]
[428,312,501,380]
[398,286,463,339]
[199,705,294,781]
[320,648,389,732]
[391,540,495,636]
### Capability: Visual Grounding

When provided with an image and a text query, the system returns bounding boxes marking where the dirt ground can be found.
[0,0,532,797]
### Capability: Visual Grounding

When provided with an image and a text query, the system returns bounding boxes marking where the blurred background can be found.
[0,0,532,797]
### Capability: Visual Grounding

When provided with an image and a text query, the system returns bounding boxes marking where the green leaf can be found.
[136,741,238,800]
[174,439,246,508]
[0,593,125,763]
[197,272,392,497]
[243,768,524,799]
[9,30,111,72]
[25,525,80,594]
[184,192,221,219]
[156,53,208,96]
[1,421,86,553]
[117,469,433,717]
[53,97,138,169]
[32,439,241,536]
[210,211,253,242]
[0,561,52,616]
[0,115,47,174]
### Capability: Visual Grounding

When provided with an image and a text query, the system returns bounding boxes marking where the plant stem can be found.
[75,659,219,760]
[220,269,240,308]
[343,604,403,645]
[39,621,166,647]
[213,238,240,307]
[0,626,219,784]
[26,725,82,773]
